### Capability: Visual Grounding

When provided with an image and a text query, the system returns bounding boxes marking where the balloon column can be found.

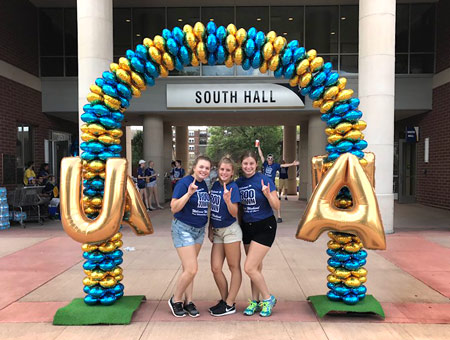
[60,20,385,306]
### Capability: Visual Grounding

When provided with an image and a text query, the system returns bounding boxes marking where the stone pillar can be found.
[175,126,188,171]
[77,0,113,145]
[359,0,395,234]
[143,115,164,204]
[163,123,173,201]
[283,125,297,195]
[307,115,327,199]
[299,121,309,200]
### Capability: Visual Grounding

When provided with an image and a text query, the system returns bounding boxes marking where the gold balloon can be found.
[99,242,116,253]
[153,35,166,52]
[289,75,299,87]
[108,129,123,138]
[81,133,97,143]
[336,89,354,102]
[84,269,92,276]
[84,207,100,215]
[327,265,336,273]
[266,31,277,43]
[323,86,339,100]
[320,100,335,113]
[90,85,103,95]
[327,274,341,284]
[268,55,280,71]
[87,93,103,104]
[352,235,361,243]
[344,129,363,141]
[111,232,122,242]
[109,266,123,277]
[196,42,207,63]
[234,47,244,65]
[327,134,343,145]
[96,135,112,145]
[353,120,367,131]
[351,267,367,278]
[312,99,323,108]
[190,53,199,67]
[87,160,106,172]
[344,242,361,253]
[83,277,97,286]
[296,59,309,75]
[226,34,237,53]
[335,122,353,135]
[130,84,141,98]
[91,197,103,207]
[124,176,154,236]
[183,24,193,34]
[114,240,123,248]
[159,65,169,77]
[90,269,107,281]
[327,240,342,250]
[193,22,205,41]
[80,124,89,133]
[325,128,335,136]
[109,63,119,73]
[358,276,367,283]
[334,268,352,279]
[262,42,274,61]
[334,235,353,244]
[99,276,117,288]
[185,32,197,51]
[115,68,131,86]
[115,274,124,282]
[162,52,175,71]
[88,124,106,136]
[344,277,361,287]
[335,199,352,209]
[224,54,234,68]
[143,37,154,48]
[259,61,269,74]
[226,23,237,35]
[82,243,98,252]
[131,71,146,90]
[296,153,386,250]
[236,28,247,45]
[273,36,286,53]
[337,77,347,90]
[300,72,312,88]
[310,57,324,72]
[149,46,162,64]
[307,49,317,61]
[104,95,121,110]
[118,57,132,72]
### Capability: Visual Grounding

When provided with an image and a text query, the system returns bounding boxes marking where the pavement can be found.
[0,199,449,340]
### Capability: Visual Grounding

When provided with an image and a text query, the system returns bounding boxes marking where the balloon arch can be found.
[59,21,386,309]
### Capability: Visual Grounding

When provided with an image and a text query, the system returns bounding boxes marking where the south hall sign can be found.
[166,83,305,109]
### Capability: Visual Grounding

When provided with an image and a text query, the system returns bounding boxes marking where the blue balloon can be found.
[351,149,365,159]
[98,117,116,129]
[326,144,337,153]
[172,27,184,44]
[89,285,106,298]
[326,248,337,257]
[98,151,115,161]
[115,291,124,299]
[162,28,172,40]
[336,140,353,153]
[333,251,351,262]
[333,284,351,296]
[352,249,367,260]
[245,39,256,57]
[108,144,122,154]
[83,104,95,113]
[99,259,116,271]
[251,52,262,69]
[207,53,217,66]
[81,152,96,161]
[207,34,218,53]
[90,179,105,190]
[358,258,367,266]
[323,62,333,74]
[247,27,257,40]
[135,44,148,60]
[255,31,266,47]
[174,57,184,71]
[102,84,119,98]
[342,294,359,305]
[84,295,99,305]
[352,285,367,295]
[281,49,293,65]
[327,258,342,268]
[312,71,327,87]
[83,252,90,260]
[179,46,190,65]
[333,103,350,116]
[325,72,339,86]
[83,187,98,197]
[116,83,132,99]
[321,113,330,122]
[102,71,116,83]
[300,86,311,96]
[343,110,362,122]
[144,74,155,87]
[83,285,91,294]
[357,293,366,300]
[353,140,368,150]
[120,97,130,109]
[92,104,110,116]
[88,251,105,263]
[206,21,217,34]
[81,113,98,124]
[114,257,123,266]
[110,249,123,259]
[287,40,299,50]
[327,116,343,127]
[293,47,306,62]
[95,78,105,87]
[274,67,284,78]
[83,260,98,271]
[327,152,341,161]
[284,64,296,79]
[112,283,125,295]
[166,38,179,56]
[125,49,135,60]
[344,259,361,271]
[131,57,145,73]
[83,142,105,153]
[100,292,117,306]
[348,98,360,109]
[216,26,227,42]
[242,58,251,71]
[309,86,325,100]
[216,46,226,64]
[327,282,336,290]
[327,290,341,301]
[145,61,159,78]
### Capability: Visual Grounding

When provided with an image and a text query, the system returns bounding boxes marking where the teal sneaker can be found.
[259,295,277,317]
[243,299,261,316]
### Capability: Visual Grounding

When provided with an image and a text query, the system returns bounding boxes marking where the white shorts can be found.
[212,222,243,244]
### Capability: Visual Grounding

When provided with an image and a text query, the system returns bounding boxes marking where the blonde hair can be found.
[189,155,212,174]
[218,156,235,175]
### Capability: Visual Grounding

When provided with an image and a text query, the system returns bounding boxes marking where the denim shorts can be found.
[171,218,205,248]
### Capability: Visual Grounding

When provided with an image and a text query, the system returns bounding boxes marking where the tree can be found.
[132,130,143,166]
[206,126,283,163]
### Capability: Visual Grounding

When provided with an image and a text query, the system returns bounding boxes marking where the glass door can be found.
[398,139,417,203]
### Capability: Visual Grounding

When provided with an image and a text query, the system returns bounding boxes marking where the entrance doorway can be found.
[398,139,417,203]
[46,131,71,181]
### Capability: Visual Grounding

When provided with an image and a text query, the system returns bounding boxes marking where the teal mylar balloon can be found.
[98,117,116,129]
[242,58,251,70]
[162,28,172,40]
[327,115,342,127]
[327,258,342,268]
[321,113,330,122]
[172,26,184,44]
[353,139,368,150]
[293,47,306,62]
[327,290,341,301]
[92,104,110,116]
[342,294,359,305]
[179,46,190,65]
[99,259,116,271]
[115,291,124,299]
[100,292,117,306]
[207,53,217,66]
[326,144,336,153]
[251,52,262,69]
[131,57,145,74]
[81,113,98,124]
[343,110,362,122]
[351,149,365,159]
[83,261,98,271]
[111,111,124,122]
[216,26,227,42]
[312,71,327,87]
[108,144,122,154]
[336,140,353,153]
[174,57,183,71]
[333,284,351,296]
[90,179,105,190]
[112,283,124,294]
[95,78,105,87]
[255,31,266,48]
[323,62,333,73]
[333,103,350,116]
[81,152,96,161]
[84,295,99,305]
[145,61,159,78]
[135,44,148,60]
[114,257,123,265]
[284,64,295,79]
[327,152,341,161]
[207,34,218,53]
[117,83,131,99]
[144,74,155,86]
[245,39,256,57]
[99,151,115,161]
[325,72,339,86]
[326,249,337,257]
[352,285,367,295]
[217,46,226,64]
[82,142,105,153]
[206,21,216,34]
[358,258,367,266]
[89,285,106,298]
[310,86,325,100]
[88,251,106,263]
[352,250,367,260]
[287,40,299,50]
[102,71,116,84]
[274,66,283,78]
[344,259,361,271]
[102,84,119,98]
[300,85,311,96]
[83,285,91,294]
[247,27,257,40]
[333,251,351,262]
[357,293,366,300]
[110,249,123,259]
[83,188,98,197]
[120,97,130,109]
[126,49,135,60]
[348,97,360,109]
[281,49,293,65]
[166,38,179,56]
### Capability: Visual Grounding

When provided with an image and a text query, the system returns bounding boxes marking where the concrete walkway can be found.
[0,200,449,340]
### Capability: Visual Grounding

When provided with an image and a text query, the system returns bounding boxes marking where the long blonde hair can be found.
[218,156,235,181]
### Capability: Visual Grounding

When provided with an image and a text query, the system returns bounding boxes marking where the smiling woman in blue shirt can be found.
[168,155,211,318]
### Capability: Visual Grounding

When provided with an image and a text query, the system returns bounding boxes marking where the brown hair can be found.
[240,151,258,164]
[218,156,235,174]
[189,155,212,174]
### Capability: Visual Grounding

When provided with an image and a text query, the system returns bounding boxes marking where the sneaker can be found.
[259,295,277,317]
[168,296,187,318]
[284,197,288,200]
[184,301,200,318]
[208,299,226,313]
[277,217,283,223]
[211,302,236,317]
[243,299,261,316]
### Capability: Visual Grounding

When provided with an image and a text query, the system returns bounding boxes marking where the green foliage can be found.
[131,130,143,166]
[206,126,283,163]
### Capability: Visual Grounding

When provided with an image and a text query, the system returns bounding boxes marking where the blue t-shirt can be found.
[172,167,185,180]
[210,181,241,228]
[279,167,288,179]
[145,168,156,182]
[262,161,281,183]
[137,167,146,189]
[236,172,276,223]
[172,175,210,228]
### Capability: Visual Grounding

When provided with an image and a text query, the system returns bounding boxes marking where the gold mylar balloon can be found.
[196,42,207,63]
[335,122,353,135]
[307,49,317,61]
[118,57,132,72]
[99,276,117,288]
[143,37,154,48]
[108,127,123,138]
[353,120,367,131]
[266,31,277,43]
[84,269,92,276]
[84,207,100,215]
[88,124,106,136]
[310,57,324,72]
[185,32,197,51]
[312,99,323,108]
[327,274,341,284]
[116,69,131,86]
[344,276,361,287]
[115,274,124,282]
[99,241,116,253]
[337,77,347,90]
[325,128,335,136]
[327,240,342,250]
[104,95,121,110]
[109,266,123,277]
[130,84,141,98]
[90,269,107,281]
[81,133,97,143]
[153,35,166,52]
[344,129,363,141]
[131,71,146,90]
[289,75,299,87]
[336,89,354,102]
[159,65,169,77]
[90,84,103,95]
[323,86,339,100]
[320,100,335,113]
[259,61,269,74]
[111,232,122,242]
[300,72,312,88]
[91,197,103,207]
[358,276,367,283]
[226,23,237,35]
[193,22,205,41]
[183,24,193,34]
[351,267,367,278]
[97,134,113,145]
[268,55,280,71]
[352,235,361,243]
[149,46,162,64]
[273,36,286,53]
[162,52,175,71]
[80,124,89,133]
[334,234,353,244]
[87,93,103,104]
[236,28,247,45]
[83,277,97,286]
[327,265,336,273]
[226,34,237,53]
[82,243,98,252]
[224,54,234,68]
[191,53,200,67]
[296,59,309,75]
[234,47,244,65]
[344,242,361,253]
[262,42,274,61]
[327,134,343,145]
[114,239,123,248]
[87,160,106,172]
[335,199,352,209]
[109,63,119,73]
[335,268,352,279]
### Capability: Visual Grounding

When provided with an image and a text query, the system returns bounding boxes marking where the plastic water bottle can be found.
[0,187,10,230]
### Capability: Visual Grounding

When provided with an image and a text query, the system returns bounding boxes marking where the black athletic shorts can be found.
[241,215,277,247]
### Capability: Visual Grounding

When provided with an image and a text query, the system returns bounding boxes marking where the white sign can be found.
[166,83,304,109]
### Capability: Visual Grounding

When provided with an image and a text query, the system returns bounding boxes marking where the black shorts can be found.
[241,215,277,247]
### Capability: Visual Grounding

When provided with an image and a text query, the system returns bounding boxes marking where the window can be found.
[189,131,194,136]
[16,125,34,185]
[114,8,132,57]
[236,7,269,32]
[201,7,234,28]
[189,146,195,151]
[132,8,166,48]
[305,6,338,53]
[188,138,195,143]
[270,7,304,44]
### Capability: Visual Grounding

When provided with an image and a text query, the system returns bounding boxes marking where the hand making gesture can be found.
[261,179,271,197]
[223,181,233,204]
[188,177,198,196]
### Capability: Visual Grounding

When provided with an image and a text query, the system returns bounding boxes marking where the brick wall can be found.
[0,0,39,76]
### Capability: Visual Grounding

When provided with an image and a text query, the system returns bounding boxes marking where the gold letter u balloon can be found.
[60,157,153,244]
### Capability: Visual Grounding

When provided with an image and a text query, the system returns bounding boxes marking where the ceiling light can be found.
[136,33,141,37]
[330,32,336,35]
[178,18,183,22]
[256,18,261,21]
[210,18,214,21]
[288,17,294,21]
[341,17,346,20]
[283,32,288,36]
[125,19,131,22]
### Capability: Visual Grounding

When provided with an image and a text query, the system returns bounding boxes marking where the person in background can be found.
[23,161,36,186]
[146,160,164,210]
[171,160,185,190]
[168,156,211,318]
[37,163,50,185]
[257,144,298,223]
[137,160,149,209]
[278,160,289,201]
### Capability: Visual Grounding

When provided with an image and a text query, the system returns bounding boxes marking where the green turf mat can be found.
[53,295,146,325]
[308,295,385,318]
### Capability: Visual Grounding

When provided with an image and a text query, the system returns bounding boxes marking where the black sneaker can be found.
[209,299,226,313]
[277,218,283,223]
[168,296,187,318]
[211,302,236,317]
[184,301,200,318]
